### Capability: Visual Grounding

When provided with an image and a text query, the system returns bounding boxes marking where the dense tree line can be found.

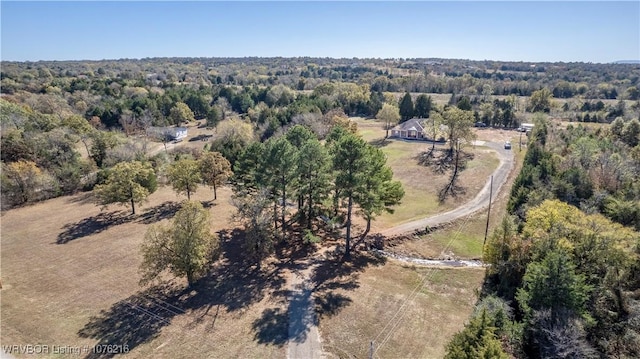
[1,57,638,209]
[446,117,640,358]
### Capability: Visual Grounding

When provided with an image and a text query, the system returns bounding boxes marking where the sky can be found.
[1,1,639,63]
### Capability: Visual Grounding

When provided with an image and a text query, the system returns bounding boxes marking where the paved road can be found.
[381,142,515,237]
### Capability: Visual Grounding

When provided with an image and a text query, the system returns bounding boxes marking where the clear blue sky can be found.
[1,1,639,63]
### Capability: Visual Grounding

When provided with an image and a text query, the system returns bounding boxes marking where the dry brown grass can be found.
[1,185,286,358]
[1,119,511,359]
[317,259,485,359]
[388,131,526,260]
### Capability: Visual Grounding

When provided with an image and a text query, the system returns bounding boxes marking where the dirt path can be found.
[284,141,513,357]
[381,141,515,237]
[287,259,324,359]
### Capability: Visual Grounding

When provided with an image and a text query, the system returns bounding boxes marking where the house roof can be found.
[392,118,426,132]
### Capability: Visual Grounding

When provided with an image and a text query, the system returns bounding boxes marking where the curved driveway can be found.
[286,141,514,357]
[381,141,515,237]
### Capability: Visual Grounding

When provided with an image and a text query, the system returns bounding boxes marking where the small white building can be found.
[147,126,188,141]
[521,123,535,132]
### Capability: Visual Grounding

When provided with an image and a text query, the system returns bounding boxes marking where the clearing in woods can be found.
[0,119,513,358]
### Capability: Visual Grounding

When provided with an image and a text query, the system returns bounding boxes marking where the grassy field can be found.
[352,118,500,232]
[312,124,526,359]
[0,186,287,359]
[317,259,485,359]
[389,131,526,260]
[1,119,511,359]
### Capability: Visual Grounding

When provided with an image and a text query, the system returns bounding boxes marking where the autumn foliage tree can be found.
[168,102,195,125]
[198,151,232,200]
[1,160,54,206]
[94,161,157,215]
[167,158,201,200]
[140,201,219,287]
[376,103,400,138]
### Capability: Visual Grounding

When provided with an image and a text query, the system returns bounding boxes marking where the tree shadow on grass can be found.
[78,228,288,357]
[67,191,96,205]
[252,250,383,347]
[56,210,130,244]
[252,307,289,346]
[78,284,180,359]
[137,201,181,225]
[311,250,386,320]
[370,138,392,148]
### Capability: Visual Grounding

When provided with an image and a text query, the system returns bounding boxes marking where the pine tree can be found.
[399,92,414,122]
[414,94,433,118]
[295,138,332,229]
[263,136,298,239]
[444,310,508,359]
[355,146,404,238]
[331,131,368,259]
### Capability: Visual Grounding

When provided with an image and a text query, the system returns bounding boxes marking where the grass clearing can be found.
[352,118,500,231]
[1,186,286,359]
[318,261,484,359]
[389,134,525,260]
[1,118,509,359]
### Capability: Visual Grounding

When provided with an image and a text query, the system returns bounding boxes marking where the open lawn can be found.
[0,183,489,359]
[388,132,526,260]
[317,260,485,359]
[353,118,500,232]
[0,186,287,359]
[1,118,507,359]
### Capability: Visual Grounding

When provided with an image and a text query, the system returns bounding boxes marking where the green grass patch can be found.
[376,186,441,228]
[428,219,486,258]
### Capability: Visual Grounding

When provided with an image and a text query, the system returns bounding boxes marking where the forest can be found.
[445,118,640,358]
[2,57,639,210]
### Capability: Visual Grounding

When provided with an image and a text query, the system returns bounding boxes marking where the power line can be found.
[371,212,475,357]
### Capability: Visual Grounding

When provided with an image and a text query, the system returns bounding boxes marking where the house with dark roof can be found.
[390,118,427,140]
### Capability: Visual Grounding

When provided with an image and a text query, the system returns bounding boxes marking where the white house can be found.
[147,126,188,141]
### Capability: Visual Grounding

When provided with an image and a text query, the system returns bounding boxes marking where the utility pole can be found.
[519,131,523,151]
[483,175,494,248]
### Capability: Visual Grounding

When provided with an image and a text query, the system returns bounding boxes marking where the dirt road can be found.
[287,259,324,359]
[381,141,515,236]
[286,141,514,358]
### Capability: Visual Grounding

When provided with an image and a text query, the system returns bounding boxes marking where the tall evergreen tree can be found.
[232,142,265,195]
[356,146,404,238]
[331,131,368,259]
[399,92,414,122]
[296,138,332,228]
[263,136,298,239]
[414,94,433,118]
